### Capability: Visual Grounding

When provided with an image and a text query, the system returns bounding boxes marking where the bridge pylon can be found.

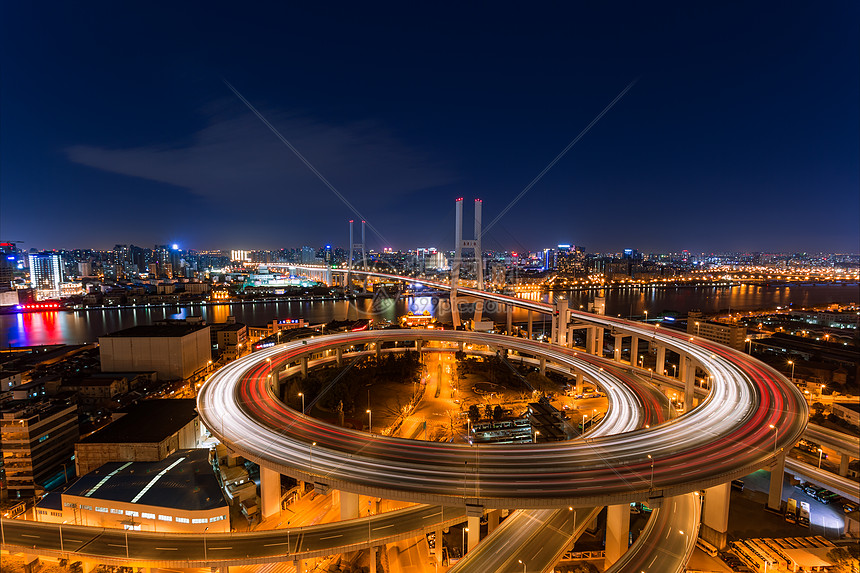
[347,219,368,293]
[451,198,484,328]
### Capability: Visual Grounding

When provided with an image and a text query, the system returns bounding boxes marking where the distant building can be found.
[0,400,79,498]
[99,324,211,381]
[62,376,129,405]
[74,399,199,476]
[28,251,63,300]
[687,311,747,351]
[39,449,229,533]
[0,242,15,291]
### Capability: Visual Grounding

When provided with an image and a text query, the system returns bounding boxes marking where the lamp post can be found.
[745,338,752,354]
[366,409,372,433]
[817,448,824,469]
[518,559,527,573]
[648,454,654,490]
[788,360,795,381]
[533,430,539,443]
[310,441,316,477]
[644,310,648,323]
[203,526,208,561]
[672,364,677,378]
[695,321,700,336]
[582,414,588,437]
[462,527,468,558]
[298,392,305,414]
[769,424,778,454]
[639,355,644,369]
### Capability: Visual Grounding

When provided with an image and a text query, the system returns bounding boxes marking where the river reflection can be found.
[1,284,856,347]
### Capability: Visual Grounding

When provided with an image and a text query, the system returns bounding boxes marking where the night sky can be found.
[1,3,857,254]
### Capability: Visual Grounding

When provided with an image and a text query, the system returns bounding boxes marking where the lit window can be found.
[110,508,123,514]
[125,510,139,517]
[176,517,190,524]
[192,518,207,524]
[141,512,155,519]
[158,515,172,522]
[209,516,225,522]
[95,507,108,513]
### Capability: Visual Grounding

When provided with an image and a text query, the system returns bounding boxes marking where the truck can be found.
[798,501,811,527]
[785,498,798,524]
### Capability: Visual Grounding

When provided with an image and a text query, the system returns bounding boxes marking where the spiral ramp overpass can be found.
[2,271,812,573]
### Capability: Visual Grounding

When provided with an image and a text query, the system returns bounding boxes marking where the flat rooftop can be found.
[80,399,197,444]
[64,449,226,511]
[101,324,209,338]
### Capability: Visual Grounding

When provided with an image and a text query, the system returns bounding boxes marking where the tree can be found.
[468,404,480,422]
[493,405,503,421]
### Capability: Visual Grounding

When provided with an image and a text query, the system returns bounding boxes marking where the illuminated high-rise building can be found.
[28,251,63,298]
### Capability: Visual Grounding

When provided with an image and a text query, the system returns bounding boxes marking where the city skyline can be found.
[1,3,858,253]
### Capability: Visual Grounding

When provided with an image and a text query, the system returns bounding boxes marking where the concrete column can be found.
[369,546,378,573]
[301,356,308,379]
[376,343,381,360]
[604,504,630,568]
[336,347,343,366]
[594,327,604,356]
[630,336,639,367]
[539,357,546,376]
[586,327,595,354]
[293,559,303,573]
[340,490,360,520]
[527,310,533,339]
[683,357,694,411]
[260,466,281,519]
[487,509,500,533]
[613,335,622,362]
[417,339,423,355]
[840,454,850,477]
[435,527,444,566]
[768,451,786,512]
[459,341,465,353]
[701,483,730,549]
[467,515,480,552]
[506,304,513,334]
[656,346,666,376]
[575,371,584,395]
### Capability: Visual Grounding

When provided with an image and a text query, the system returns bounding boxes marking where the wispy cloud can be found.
[66,105,456,209]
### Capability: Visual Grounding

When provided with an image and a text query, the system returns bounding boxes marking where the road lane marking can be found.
[21,534,40,538]
[319,535,342,540]
[209,547,232,550]
[107,544,127,548]
[263,541,290,546]
[422,512,441,519]
[155,547,178,550]
[372,524,395,530]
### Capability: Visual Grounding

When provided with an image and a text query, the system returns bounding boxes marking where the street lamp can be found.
[639,355,644,369]
[367,409,372,433]
[310,441,317,477]
[648,454,654,490]
[672,364,677,378]
[518,559,527,573]
[298,392,305,414]
[745,338,752,354]
[203,526,208,561]
[462,527,469,558]
[582,414,588,437]
[788,360,795,381]
[817,448,824,469]
[644,310,648,323]
[533,430,539,443]
[695,321,700,336]
[769,424,778,454]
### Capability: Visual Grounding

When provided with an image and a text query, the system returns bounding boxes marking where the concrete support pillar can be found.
[527,310,533,339]
[340,490,360,520]
[467,515,480,552]
[336,347,343,366]
[376,343,381,360]
[369,546,378,573]
[459,341,465,353]
[539,357,546,376]
[683,357,694,411]
[506,304,513,334]
[840,454,850,477]
[575,371,584,395]
[271,369,281,397]
[293,559,303,573]
[701,483,730,549]
[487,509,500,533]
[586,512,599,533]
[656,346,666,376]
[768,451,786,512]
[586,327,595,354]
[260,466,281,519]
[301,356,308,379]
[435,527,444,566]
[417,339,423,355]
[630,336,639,367]
[591,327,604,356]
[613,335,623,362]
[604,504,630,568]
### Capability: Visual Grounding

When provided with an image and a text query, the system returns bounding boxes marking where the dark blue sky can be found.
[2,2,857,253]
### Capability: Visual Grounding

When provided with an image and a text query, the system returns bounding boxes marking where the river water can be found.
[2,284,856,347]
